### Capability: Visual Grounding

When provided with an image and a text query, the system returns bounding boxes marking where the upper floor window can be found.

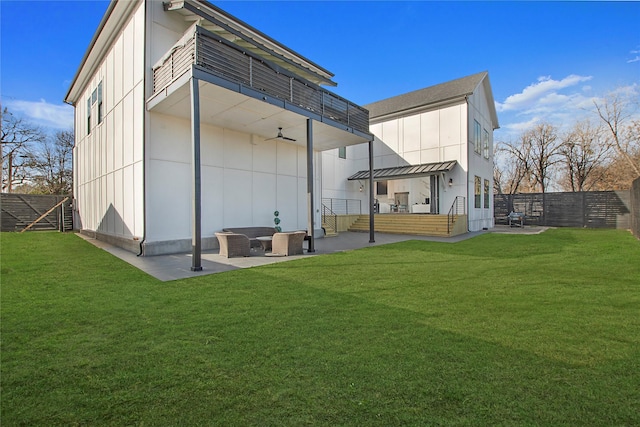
[338,146,346,159]
[483,129,489,159]
[474,120,481,154]
[86,81,103,135]
[97,81,103,125]
[86,97,91,135]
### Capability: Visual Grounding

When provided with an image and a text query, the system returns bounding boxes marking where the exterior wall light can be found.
[448,178,453,187]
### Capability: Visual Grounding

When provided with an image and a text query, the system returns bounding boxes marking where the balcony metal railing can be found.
[152,25,369,135]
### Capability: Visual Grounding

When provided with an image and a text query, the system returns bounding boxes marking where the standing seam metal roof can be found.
[348,161,457,181]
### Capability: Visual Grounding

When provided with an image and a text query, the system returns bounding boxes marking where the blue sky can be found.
[1,1,639,143]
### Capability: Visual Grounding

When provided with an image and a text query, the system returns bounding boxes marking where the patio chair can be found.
[270,231,306,256]
[215,232,250,258]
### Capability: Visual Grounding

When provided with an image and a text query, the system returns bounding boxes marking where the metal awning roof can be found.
[348,160,457,181]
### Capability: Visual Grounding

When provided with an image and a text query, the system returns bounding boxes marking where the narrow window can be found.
[483,129,489,159]
[475,176,481,208]
[484,179,490,208]
[474,120,481,154]
[377,180,388,195]
[87,97,91,135]
[97,81,103,124]
[338,146,346,159]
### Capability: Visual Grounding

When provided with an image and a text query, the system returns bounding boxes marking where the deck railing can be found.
[447,196,466,234]
[321,198,362,216]
[152,26,369,135]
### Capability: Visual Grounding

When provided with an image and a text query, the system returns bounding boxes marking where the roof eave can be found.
[64,0,141,105]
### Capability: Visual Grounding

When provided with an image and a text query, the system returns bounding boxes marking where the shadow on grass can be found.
[2,230,638,425]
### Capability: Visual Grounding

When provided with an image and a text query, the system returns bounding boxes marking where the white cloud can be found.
[4,99,74,131]
[496,74,593,113]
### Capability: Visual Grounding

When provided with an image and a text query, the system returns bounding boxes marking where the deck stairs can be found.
[348,214,460,237]
[321,222,338,237]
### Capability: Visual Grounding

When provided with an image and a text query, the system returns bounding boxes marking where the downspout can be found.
[465,95,471,232]
[368,138,375,243]
[138,0,149,256]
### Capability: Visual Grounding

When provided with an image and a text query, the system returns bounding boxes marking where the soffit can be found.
[147,74,369,151]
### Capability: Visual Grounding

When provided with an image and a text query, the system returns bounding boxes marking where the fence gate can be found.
[1,193,73,232]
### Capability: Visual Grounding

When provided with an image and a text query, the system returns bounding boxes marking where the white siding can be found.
[74,2,145,239]
[145,114,319,244]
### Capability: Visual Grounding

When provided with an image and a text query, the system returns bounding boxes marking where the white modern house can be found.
[321,71,499,233]
[65,0,374,269]
[65,1,498,267]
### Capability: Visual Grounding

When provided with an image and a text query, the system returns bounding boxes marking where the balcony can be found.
[151,25,369,136]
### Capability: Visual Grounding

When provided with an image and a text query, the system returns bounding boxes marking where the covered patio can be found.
[146,1,375,270]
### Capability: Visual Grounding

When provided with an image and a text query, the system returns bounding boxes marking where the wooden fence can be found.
[494,191,631,229]
[1,193,73,232]
[631,178,640,239]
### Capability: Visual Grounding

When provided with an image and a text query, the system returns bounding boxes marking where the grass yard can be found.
[1,229,639,426]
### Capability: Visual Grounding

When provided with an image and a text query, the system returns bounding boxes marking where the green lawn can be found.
[1,229,639,426]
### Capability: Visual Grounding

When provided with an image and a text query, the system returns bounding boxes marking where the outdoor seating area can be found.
[216,228,308,258]
[507,212,525,227]
[270,231,307,256]
[214,232,251,258]
[222,227,278,249]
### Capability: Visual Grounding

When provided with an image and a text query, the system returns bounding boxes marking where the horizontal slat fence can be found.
[632,178,640,239]
[494,191,631,229]
[1,193,73,232]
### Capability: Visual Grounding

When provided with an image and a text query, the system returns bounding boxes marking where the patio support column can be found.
[368,139,375,243]
[190,77,203,271]
[306,118,315,253]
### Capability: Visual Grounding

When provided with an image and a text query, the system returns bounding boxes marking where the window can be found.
[86,81,103,134]
[484,179,490,208]
[338,146,346,159]
[86,97,91,135]
[474,120,481,154]
[97,81,103,124]
[483,129,489,159]
[377,181,388,195]
[474,176,481,208]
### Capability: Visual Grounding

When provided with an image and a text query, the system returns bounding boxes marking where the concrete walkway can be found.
[78,225,547,281]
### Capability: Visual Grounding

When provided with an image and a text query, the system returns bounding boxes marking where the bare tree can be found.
[559,120,610,191]
[593,91,640,178]
[1,108,46,192]
[28,130,74,194]
[494,140,532,194]
[522,122,562,193]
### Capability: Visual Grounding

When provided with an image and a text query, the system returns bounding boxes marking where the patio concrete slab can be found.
[77,227,546,282]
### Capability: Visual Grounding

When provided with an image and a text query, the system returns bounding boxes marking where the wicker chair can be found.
[215,232,250,258]
[271,231,306,256]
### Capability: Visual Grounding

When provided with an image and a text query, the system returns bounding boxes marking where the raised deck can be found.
[348,214,467,237]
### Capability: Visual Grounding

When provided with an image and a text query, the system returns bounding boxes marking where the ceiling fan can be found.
[265,127,296,142]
